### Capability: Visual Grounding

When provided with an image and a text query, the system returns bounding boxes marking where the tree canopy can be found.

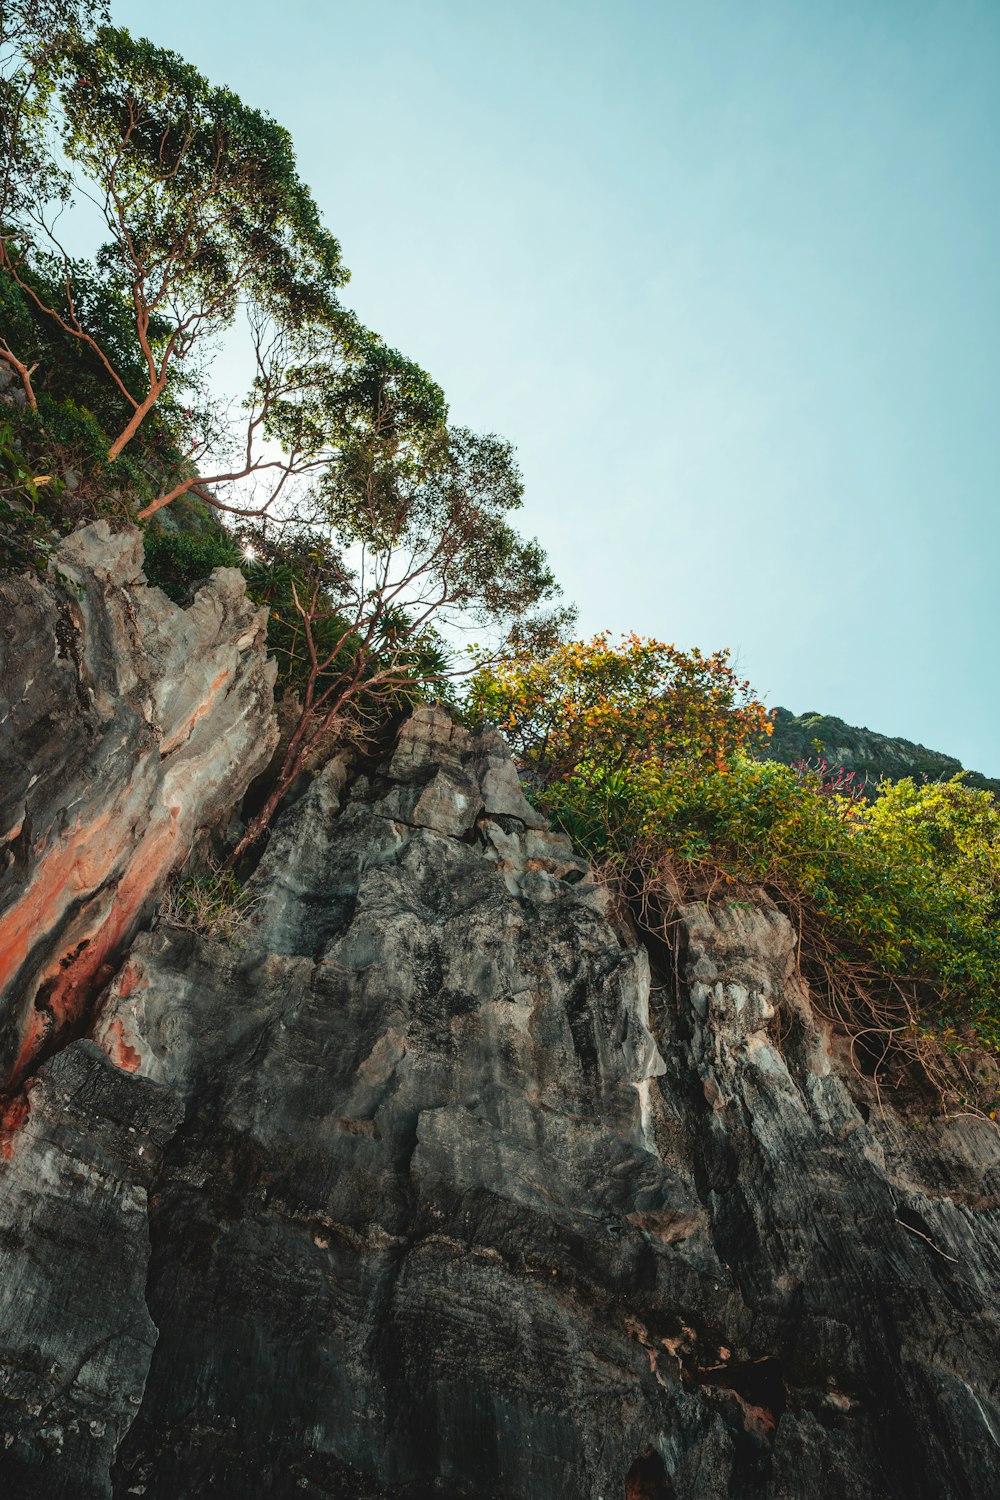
[1,19,354,504]
[467,632,771,785]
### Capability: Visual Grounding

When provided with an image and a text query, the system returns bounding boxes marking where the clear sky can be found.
[111,0,1000,772]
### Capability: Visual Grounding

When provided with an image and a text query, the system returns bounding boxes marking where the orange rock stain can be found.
[102,1017,142,1073]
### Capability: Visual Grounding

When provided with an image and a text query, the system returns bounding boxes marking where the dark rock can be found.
[0,705,997,1497]
[0,1040,182,1499]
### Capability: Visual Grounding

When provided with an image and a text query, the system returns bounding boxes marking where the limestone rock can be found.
[0,704,998,1498]
[0,521,278,1090]
[0,1041,182,1496]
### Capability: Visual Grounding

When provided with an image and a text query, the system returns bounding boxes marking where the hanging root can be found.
[583,833,1000,1125]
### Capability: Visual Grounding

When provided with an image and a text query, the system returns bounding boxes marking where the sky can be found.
[111,0,1000,773]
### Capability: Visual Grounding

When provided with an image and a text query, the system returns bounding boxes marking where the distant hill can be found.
[763,707,1000,799]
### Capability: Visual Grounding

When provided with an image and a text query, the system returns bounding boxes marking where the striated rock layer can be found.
[0,703,999,1498]
[0,521,278,1092]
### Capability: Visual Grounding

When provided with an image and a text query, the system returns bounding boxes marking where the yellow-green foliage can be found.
[471,640,1000,1057]
[467,631,771,781]
[553,759,1000,1049]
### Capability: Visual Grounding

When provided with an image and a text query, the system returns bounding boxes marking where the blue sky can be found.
[112,0,1000,772]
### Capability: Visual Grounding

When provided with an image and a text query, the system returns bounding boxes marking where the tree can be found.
[466,632,772,788]
[227,349,558,862]
[1,22,352,516]
[133,306,362,521]
[0,2,107,217]
[0,1,108,405]
[1,12,563,878]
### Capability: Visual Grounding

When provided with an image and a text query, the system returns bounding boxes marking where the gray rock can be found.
[0,520,278,1088]
[0,1040,182,1500]
[0,704,998,1497]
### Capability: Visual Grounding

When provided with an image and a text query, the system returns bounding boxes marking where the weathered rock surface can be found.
[1,703,999,1498]
[0,1042,182,1491]
[0,521,278,1091]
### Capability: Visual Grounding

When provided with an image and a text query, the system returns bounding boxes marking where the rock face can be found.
[1,702,999,1498]
[0,521,278,1091]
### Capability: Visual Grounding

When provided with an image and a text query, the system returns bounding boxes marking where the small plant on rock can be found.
[160,866,256,944]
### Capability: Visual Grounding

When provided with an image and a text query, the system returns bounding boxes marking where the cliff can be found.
[1,528,999,1500]
[765,706,1000,798]
[0,520,277,1093]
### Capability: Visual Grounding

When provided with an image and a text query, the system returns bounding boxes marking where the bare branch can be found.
[0,341,38,409]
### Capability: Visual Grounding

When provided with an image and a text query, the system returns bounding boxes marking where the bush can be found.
[142,525,242,604]
[0,418,59,572]
[466,631,771,783]
[470,636,1000,1110]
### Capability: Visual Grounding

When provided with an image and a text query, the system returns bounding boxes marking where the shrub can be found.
[466,632,771,785]
[142,525,242,604]
[0,418,58,571]
[470,636,1000,1112]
